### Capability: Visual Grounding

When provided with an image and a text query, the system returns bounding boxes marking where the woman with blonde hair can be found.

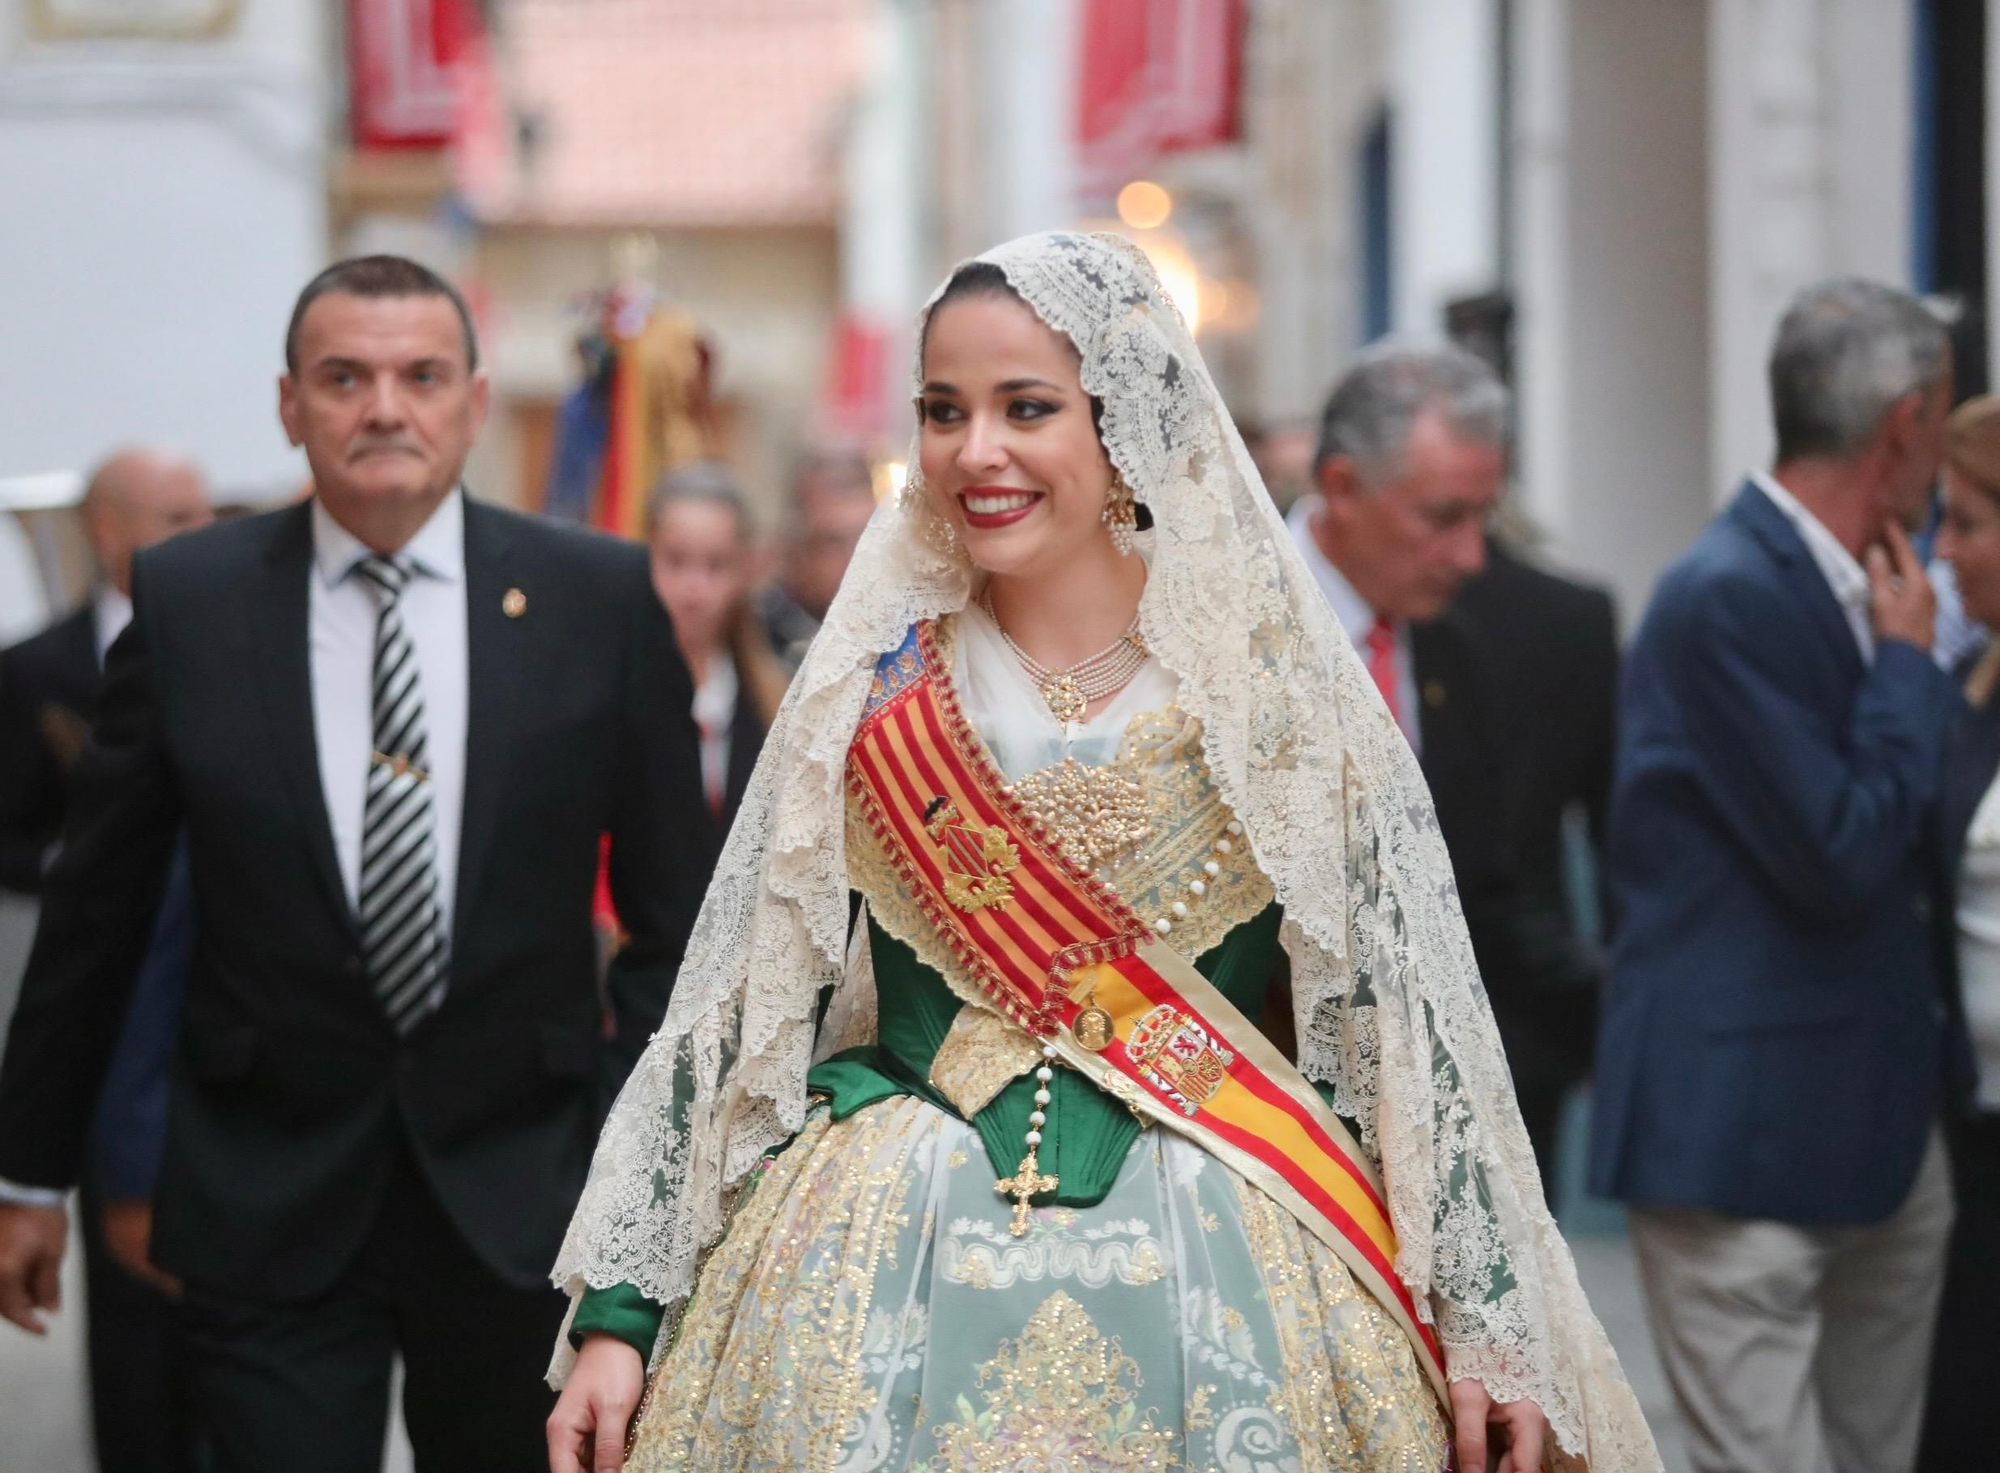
[548,232,1659,1473]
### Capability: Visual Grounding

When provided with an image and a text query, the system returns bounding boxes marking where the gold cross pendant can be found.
[995,1150,1058,1237]
[371,750,430,783]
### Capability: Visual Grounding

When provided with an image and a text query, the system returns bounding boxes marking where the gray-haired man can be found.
[1288,342,1603,1193]
[1593,278,1958,1473]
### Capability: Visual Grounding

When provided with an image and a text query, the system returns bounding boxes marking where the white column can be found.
[980,0,1080,239]
[1242,0,1377,421]
[1511,0,1711,622]
[1387,0,1501,334]
[1707,0,1913,498]
[1508,0,1571,542]
[840,0,932,434]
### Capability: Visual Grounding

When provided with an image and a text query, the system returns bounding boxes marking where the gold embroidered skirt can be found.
[627,1095,1449,1473]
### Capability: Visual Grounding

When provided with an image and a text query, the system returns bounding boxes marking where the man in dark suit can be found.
[0,448,213,1473]
[0,257,713,1473]
[1291,342,1597,1192]
[1592,279,1958,1473]
[1453,538,1619,1184]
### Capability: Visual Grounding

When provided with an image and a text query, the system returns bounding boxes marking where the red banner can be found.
[348,0,477,151]
[1076,0,1244,197]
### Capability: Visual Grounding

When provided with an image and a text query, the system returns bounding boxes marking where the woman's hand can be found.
[1449,1378,1547,1473]
[547,1333,645,1473]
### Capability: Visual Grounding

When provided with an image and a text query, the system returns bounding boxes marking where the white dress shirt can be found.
[691,653,739,815]
[310,493,469,943]
[1285,493,1421,754]
[1750,471,1874,664]
[1954,767,2000,1112]
[92,586,133,663]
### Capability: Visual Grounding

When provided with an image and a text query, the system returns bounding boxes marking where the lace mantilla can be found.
[548,231,1660,1471]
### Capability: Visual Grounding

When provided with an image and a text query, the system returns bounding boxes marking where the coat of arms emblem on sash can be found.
[1126,1003,1235,1115]
[923,798,1020,912]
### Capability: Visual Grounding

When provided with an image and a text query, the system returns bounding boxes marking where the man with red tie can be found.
[1288,340,1598,1188]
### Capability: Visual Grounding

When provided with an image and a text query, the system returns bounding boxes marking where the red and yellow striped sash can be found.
[846,621,1450,1402]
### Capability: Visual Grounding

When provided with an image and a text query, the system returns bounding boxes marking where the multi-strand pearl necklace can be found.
[983,589,1147,725]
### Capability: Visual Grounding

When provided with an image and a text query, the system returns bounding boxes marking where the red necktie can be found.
[1363,614,1401,724]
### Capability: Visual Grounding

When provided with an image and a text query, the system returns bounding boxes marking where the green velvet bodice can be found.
[810,900,1284,1205]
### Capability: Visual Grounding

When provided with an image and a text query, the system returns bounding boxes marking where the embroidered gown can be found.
[573,606,1459,1472]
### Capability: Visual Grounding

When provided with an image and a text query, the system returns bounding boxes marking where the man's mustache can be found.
[347,438,425,461]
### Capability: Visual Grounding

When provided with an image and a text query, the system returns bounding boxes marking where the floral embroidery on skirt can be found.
[627,1095,1450,1473]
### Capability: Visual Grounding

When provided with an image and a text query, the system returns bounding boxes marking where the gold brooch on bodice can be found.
[1008,757,1150,872]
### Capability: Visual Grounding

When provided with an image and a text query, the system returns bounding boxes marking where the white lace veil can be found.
[551,231,1658,1468]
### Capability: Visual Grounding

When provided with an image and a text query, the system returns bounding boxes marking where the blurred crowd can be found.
[1,256,1995,1473]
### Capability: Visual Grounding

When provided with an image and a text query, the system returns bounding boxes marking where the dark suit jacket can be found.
[1451,542,1618,1054]
[0,496,714,1299]
[0,603,196,1201]
[719,677,768,835]
[1590,483,1959,1224]
[0,605,97,892]
[1410,612,1521,997]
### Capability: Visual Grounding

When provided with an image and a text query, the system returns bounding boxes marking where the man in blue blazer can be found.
[1592,279,1961,1473]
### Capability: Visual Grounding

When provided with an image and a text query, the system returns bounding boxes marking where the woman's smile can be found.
[958,485,1045,528]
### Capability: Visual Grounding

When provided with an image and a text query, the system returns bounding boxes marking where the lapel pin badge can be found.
[502,588,527,618]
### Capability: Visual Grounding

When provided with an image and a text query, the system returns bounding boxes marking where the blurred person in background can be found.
[0,450,211,891]
[758,446,878,668]
[1288,341,1599,1194]
[0,447,212,1473]
[1593,279,1958,1473]
[644,461,788,829]
[0,256,713,1473]
[1916,393,2000,1470]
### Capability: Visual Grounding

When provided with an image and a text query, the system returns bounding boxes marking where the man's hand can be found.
[1450,1378,1547,1473]
[547,1332,646,1473]
[101,1199,179,1299]
[0,1202,68,1335]
[1868,523,1937,652]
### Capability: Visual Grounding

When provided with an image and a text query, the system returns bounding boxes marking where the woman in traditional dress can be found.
[546,232,1660,1473]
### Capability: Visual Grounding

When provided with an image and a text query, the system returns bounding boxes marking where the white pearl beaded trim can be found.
[1147,819,1244,939]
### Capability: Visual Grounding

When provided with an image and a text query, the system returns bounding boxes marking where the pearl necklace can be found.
[982,589,1148,724]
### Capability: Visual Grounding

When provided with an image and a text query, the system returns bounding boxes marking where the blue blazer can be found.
[1589,483,1960,1224]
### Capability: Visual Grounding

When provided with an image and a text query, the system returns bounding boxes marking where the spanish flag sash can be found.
[846,621,1451,1403]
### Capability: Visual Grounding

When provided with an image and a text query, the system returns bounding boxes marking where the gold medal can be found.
[1071,1005,1114,1052]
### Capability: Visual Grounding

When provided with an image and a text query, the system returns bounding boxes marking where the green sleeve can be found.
[569,1282,666,1361]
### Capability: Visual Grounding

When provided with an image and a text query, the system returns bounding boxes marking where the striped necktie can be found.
[355,555,444,1034]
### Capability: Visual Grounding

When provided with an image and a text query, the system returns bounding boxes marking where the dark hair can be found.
[644,460,755,542]
[919,258,1143,519]
[919,262,1020,360]
[285,255,480,374]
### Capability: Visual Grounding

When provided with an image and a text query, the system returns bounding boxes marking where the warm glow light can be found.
[877,460,909,503]
[1137,236,1201,329]
[1117,180,1174,231]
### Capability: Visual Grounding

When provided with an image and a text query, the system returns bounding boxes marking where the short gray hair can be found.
[1313,339,1509,487]
[1769,278,1951,462]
